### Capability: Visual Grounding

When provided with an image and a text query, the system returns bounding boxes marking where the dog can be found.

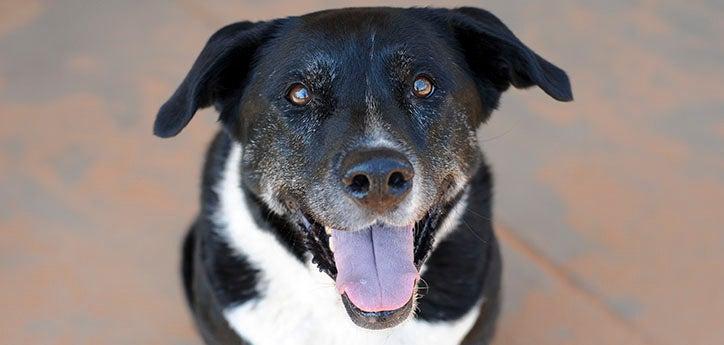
[154,7,572,345]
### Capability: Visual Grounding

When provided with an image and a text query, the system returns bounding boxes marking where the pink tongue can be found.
[332,224,418,312]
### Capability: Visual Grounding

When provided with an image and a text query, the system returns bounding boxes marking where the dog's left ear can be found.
[154,20,279,138]
[446,7,573,102]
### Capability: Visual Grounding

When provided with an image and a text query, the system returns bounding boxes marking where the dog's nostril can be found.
[348,174,370,194]
[340,148,414,209]
[387,171,408,190]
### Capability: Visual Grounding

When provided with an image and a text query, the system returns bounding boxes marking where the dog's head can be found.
[155,7,571,329]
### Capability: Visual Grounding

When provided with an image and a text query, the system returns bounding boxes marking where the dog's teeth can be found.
[328,236,335,253]
[324,226,332,235]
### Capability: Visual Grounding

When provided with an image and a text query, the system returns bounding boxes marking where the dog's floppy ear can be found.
[448,7,573,102]
[154,21,277,138]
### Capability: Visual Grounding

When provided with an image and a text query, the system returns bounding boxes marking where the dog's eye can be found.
[412,75,434,98]
[287,83,311,106]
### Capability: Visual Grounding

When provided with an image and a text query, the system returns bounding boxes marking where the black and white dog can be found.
[154,7,571,345]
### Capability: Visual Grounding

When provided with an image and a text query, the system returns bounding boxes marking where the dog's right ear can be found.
[154,21,277,138]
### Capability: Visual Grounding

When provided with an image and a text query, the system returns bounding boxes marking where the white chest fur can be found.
[213,143,481,345]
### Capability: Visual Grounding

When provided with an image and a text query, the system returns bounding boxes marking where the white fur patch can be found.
[215,143,482,345]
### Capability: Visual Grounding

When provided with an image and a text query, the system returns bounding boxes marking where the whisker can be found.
[478,124,516,143]
[416,276,430,294]
[462,205,494,223]
[460,217,490,245]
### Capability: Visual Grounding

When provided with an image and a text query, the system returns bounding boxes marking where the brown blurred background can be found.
[1,1,722,344]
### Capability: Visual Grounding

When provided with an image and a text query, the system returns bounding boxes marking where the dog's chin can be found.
[342,293,415,329]
[295,200,453,330]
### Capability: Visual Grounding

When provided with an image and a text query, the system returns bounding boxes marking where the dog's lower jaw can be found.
[342,293,415,330]
[297,189,466,329]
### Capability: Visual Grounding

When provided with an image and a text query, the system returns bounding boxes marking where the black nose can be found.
[340,148,414,212]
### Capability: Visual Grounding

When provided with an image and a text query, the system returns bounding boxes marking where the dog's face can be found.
[155,7,571,329]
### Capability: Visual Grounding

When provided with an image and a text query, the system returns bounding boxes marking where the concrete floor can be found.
[1,1,722,344]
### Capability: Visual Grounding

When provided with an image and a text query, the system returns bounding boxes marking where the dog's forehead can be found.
[261,9,452,81]
[285,8,443,58]
[298,7,405,36]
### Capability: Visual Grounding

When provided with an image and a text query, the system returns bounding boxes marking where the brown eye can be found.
[412,75,434,98]
[287,83,311,105]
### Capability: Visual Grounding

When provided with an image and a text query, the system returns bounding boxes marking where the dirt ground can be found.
[1,1,722,344]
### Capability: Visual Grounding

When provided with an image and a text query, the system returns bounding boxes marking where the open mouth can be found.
[297,198,457,329]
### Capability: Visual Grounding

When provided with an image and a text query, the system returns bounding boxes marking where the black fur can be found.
[185,218,248,345]
[417,162,496,321]
[158,6,572,344]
